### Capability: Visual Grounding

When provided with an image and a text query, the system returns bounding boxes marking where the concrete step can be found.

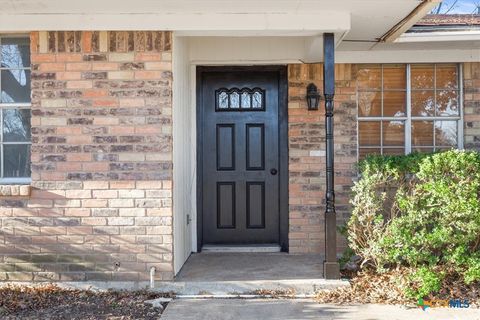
[152,278,349,295]
[201,244,281,253]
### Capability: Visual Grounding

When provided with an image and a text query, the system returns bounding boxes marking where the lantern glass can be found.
[306,83,320,110]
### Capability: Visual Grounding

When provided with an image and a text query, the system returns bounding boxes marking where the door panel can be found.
[200,68,281,245]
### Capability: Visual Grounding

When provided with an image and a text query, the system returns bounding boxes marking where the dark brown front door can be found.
[198,67,286,246]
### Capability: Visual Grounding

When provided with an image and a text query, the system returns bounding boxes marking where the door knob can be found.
[270,168,278,175]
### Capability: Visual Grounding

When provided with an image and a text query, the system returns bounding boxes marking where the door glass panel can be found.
[241,92,251,109]
[218,91,228,109]
[252,91,263,109]
[230,92,240,109]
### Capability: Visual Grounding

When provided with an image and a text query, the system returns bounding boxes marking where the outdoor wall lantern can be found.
[306,83,321,110]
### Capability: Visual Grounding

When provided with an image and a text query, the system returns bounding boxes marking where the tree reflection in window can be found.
[215,88,265,111]
[0,36,31,180]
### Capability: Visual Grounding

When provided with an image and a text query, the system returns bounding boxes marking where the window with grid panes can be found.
[0,36,31,183]
[357,64,462,160]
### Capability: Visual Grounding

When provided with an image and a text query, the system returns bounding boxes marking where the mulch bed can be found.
[316,269,480,307]
[0,284,174,320]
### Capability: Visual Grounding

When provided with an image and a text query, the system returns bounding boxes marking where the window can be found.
[216,88,265,111]
[357,64,462,159]
[0,36,31,183]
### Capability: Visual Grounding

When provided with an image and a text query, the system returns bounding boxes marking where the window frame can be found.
[357,63,464,160]
[0,34,32,185]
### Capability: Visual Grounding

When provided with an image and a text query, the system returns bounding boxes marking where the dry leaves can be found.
[317,268,480,307]
[0,284,174,320]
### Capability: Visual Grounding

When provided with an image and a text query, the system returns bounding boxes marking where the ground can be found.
[0,284,171,320]
[162,298,480,320]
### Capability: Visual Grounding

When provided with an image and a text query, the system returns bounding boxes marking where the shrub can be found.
[347,150,480,297]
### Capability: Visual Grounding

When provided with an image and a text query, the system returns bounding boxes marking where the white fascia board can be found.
[336,49,480,64]
[0,12,350,36]
[396,31,480,43]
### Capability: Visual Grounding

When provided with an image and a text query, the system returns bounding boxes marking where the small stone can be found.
[344,261,359,272]
[144,297,172,310]
[350,255,362,264]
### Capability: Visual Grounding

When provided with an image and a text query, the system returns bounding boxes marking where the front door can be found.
[198,67,286,246]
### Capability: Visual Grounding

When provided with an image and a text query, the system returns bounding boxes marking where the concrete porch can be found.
[154,253,348,295]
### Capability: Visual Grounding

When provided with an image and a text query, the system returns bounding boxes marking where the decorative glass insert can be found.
[0,36,31,182]
[215,88,265,111]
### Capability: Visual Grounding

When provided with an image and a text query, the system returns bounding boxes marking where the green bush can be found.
[347,150,480,297]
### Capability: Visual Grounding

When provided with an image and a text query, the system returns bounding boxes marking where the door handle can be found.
[270,168,278,175]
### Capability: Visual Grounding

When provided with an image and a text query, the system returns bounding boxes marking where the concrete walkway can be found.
[161,299,480,320]
[154,253,348,295]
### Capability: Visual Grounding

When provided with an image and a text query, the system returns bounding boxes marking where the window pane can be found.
[358,92,381,117]
[436,64,458,89]
[383,148,404,155]
[3,109,31,142]
[412,90,434,116]
[412,121,434,146]
[411,64,434,89]
[383,120,404,146]
[230,92,239,109]
[3,144,31,178]
[383,91,406,117]
[359,121,381,146]
[435,120,457,147]
[1,37,30,69]
[383,65,406,89]
[359,148,381,160]
[218,92,228,109]
[412,147,434,153]
[436,90,459,116]
[252,91,263,109]
[1,69,31,103]
[357,66,381,90]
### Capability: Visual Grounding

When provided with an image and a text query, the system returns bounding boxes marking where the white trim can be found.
[336,49,480,64]
[0,12,350,36]
[0,177,31,185]
[397,31,480,43]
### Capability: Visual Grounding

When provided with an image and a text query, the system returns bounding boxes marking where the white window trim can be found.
[357,63,464,160]
[0,34,32,185]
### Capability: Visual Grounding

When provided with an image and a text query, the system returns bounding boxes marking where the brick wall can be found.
[287,64,357,254]
[463,63,480,151]
[0,31,173,282]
